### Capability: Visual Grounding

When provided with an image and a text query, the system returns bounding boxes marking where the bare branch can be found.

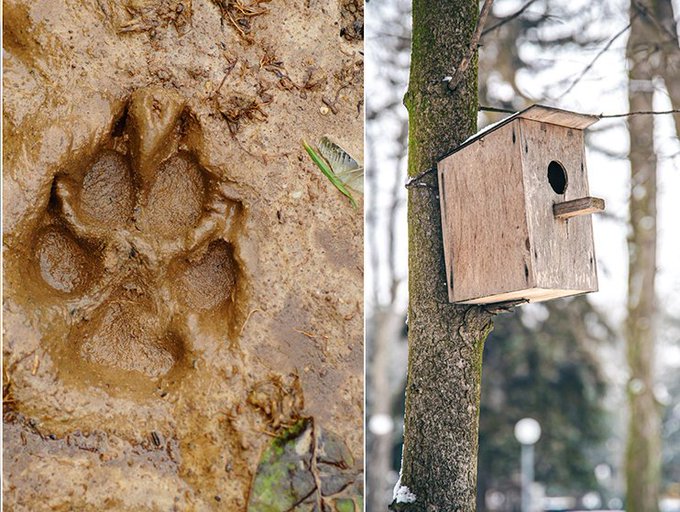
[479,105,515,114]
[554,15,638,100]
[480,105,680,119]
[448,0,495,91]
[598,108,680,118]
[481,0,537,37]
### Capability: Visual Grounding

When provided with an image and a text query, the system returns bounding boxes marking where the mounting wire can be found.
[405,105,680,189]
[479,105,680,118]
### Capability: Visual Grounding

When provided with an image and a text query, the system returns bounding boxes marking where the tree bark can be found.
[624,1,670,510]
[393,1,494,510]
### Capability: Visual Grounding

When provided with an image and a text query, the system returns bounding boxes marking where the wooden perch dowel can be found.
[553,196,605,219]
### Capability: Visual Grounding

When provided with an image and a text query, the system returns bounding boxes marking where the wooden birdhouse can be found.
[437,105,605,305]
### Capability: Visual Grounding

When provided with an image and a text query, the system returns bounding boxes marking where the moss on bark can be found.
[393,1,494,510]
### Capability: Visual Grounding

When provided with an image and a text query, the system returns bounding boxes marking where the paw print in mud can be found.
[30,88,245,390]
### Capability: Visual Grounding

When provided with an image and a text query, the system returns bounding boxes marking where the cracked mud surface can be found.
[3,1,363,510]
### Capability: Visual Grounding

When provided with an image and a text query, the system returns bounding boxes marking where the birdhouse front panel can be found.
[518,118,598,298]
[437,104,603,305]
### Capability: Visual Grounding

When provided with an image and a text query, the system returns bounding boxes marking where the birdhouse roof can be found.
[441,104,599,159]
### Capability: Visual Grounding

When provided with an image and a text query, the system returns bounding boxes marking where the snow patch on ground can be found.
[392,464,417,504]
[393,484,417,503]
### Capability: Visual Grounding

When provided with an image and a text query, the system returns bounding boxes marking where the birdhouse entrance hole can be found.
[548,160,567,194]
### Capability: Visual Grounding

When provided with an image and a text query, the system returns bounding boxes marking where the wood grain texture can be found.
[519,118,598,293]
[518,105,599,130]
[438,117,599,304]
[458,287,588,304]
[553,196,605,219]
[438,121,530,303]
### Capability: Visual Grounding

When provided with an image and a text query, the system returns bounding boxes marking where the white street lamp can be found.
[515,418,541,512]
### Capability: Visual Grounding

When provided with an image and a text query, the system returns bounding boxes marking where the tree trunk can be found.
[393,1,494,510]
[655,0,680,137]
[624,1,667,510]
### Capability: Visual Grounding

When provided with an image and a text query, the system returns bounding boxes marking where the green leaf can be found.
[247,420,315,511]
[334,499,355,512]
[318,136,364,194]
[303,140,358,208]
[247,419,363,511]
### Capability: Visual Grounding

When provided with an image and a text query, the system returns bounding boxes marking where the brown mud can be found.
[2,0,363,510]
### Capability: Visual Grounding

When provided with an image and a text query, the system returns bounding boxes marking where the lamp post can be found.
[514,418,542,512]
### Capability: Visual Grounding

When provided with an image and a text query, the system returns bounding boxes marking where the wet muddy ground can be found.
[2,0,363,509]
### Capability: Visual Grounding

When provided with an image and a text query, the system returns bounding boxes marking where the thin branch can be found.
[404,167,437,189]
[481,105,680,119]
[480,104,680,118]
[481,0,537,37]
[597,108,680,118]
[448,0,495,91]
[553,14,638,100]
[404,106,680,189]
[479,105,516,114]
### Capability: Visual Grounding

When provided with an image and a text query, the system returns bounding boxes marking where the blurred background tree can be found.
[624,0,679,510]
[477,298,612,510]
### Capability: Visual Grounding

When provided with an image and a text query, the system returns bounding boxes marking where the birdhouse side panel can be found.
[518,119,598,293]
[438,122,532,303]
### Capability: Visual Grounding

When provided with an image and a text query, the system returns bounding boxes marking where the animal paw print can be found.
[30,87,245,390]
